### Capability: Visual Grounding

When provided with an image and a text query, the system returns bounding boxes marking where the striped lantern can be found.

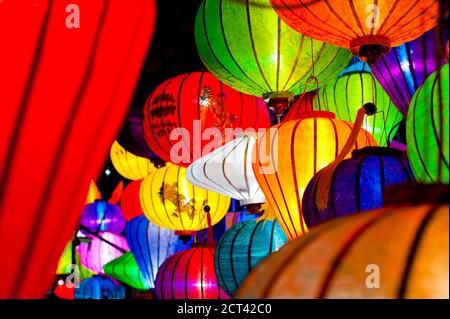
[236,185,449,298]
[125,216,181,289]
[140,164,230,232]
[187,132,265,207]
[372,27,449,117]
[142,72,270,167]
[80,200,126,234]
[302,147,415,228]
[313,71,403,146]
[282,91,316,123]
[253,111,377,240]
[194,0,352,107]
[0,0,156,298]
[155,245,228,299]
[74,276,126,300]
[120,179,144,221]
[103,252,149,291]
[215,218,288,297]
[406,64,449,184]
[110,140,156,181]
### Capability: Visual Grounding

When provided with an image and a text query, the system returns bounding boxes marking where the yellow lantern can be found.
[140,164,230,232]
[110,140,156,180]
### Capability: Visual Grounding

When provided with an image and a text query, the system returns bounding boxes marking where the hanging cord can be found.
[78,225,128,253]
[204,205,215,245]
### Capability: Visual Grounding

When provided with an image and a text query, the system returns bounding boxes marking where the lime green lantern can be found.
[103,252,150,291]
[56,241,73,275]
[194,0,352,115]
[407,64,449,184]
[313,71,402,146]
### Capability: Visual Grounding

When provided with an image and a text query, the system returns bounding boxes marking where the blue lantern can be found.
[80,200,126,234]
[74,276,126,299]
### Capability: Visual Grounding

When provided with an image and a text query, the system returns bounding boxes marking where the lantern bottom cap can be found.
[350,35,391,66]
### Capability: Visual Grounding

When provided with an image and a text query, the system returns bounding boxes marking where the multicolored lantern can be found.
[125,216,181,289]
[77,232,129,274]
[194,0,352,110]
[302,147,414,228]
[282,91,316,122]
[155,245,228,299]
[74,276,126,300]
[215,218,288,297]
[120,179,144,220]
[313,71,402,146]
[372,27,449,117]
[110,140,156,181]
[236,185,449,298]
[143,72,270,167]
[0,0,156,298]
[270,0,441,65]
[406,64,449,184]
[253,111,377,240]
[80,200,126,234]
[103,252,149,291]
[140,164,230,232]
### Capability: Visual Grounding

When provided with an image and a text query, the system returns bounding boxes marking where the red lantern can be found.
[282,91,316,122]
[0,1,156,298]
[120,179,144,221]
[143,72,271,167]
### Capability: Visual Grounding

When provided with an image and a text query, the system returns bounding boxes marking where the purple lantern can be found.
[80,200,126,235]
[372,27,449,117]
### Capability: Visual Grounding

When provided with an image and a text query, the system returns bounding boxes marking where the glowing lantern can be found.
[302,147,414,227]
[143,72,270,167]
[77,232,129,274]
[215,218,288,297]
[80,200,126,234]
[282,91,316,122]
[194,0,352,114]
[103,252,149,291]
[155,245,228,299]
[125,216,182,289]
[372,27,449,117]
[187,132,265,209]
[270,0,441,65]
[53,279,74,300]
[236,185,449,298]
[56,241,73,275]
[406,64,449,184]
[74,251,96,280]
[224,211,262,231]
[313,71,403,146]
[120,179,144,220]
[74,276,126,300]
[140,164,230,232]
[253,111,377,240]
[0,1,156,298]
[110,140,156,180]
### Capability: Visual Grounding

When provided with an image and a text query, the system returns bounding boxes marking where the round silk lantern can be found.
[155,245,228,299]
[302,147,414,228]
[406,64,449,184]
[103,252,149,291]
[74,276,126,300]
[0,1,156,298]
[125,216,181,289]
[110,140,156,180]
[215,218,288,297]
[270,0,441,65]
[195,0,352,114]
[372,27,449,117]
[140,164,230,232]
[236,185,449,298]
[253,111,377,240]
[120,179,144,220]
[143,72,270,167]
[77,232,129,274]
[282,91,316,122]
[80,200,126,234]
[314,71,403,146]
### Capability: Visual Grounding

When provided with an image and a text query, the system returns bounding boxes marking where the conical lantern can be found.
[270,0,441,65]
[103,252,149,291]
[120,179,144,221]
[187,132,265,208]
[0,1,156,298]
[313,71,403,146]
[80,200,126,235]
[140,164,231,232]
[406,64,449,184]
[194,0,352,115]
[55,241,73,276]
[253,111,377,240]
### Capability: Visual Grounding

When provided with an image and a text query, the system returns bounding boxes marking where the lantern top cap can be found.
[352,146,405,159]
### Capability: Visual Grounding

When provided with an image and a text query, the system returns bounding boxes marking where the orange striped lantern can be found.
[253,111,377,240]
[120,179,144,221]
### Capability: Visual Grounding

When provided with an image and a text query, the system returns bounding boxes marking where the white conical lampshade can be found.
[186,133,266,206]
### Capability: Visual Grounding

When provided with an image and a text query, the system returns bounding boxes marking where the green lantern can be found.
[313,71,403,146]
[103,252,150,291]
[56,241,73,275]
[406,64,449,184]
[194,0,352,115]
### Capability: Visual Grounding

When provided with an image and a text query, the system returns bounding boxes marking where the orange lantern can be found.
[270,0,442,65]
[253,111,377,240]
